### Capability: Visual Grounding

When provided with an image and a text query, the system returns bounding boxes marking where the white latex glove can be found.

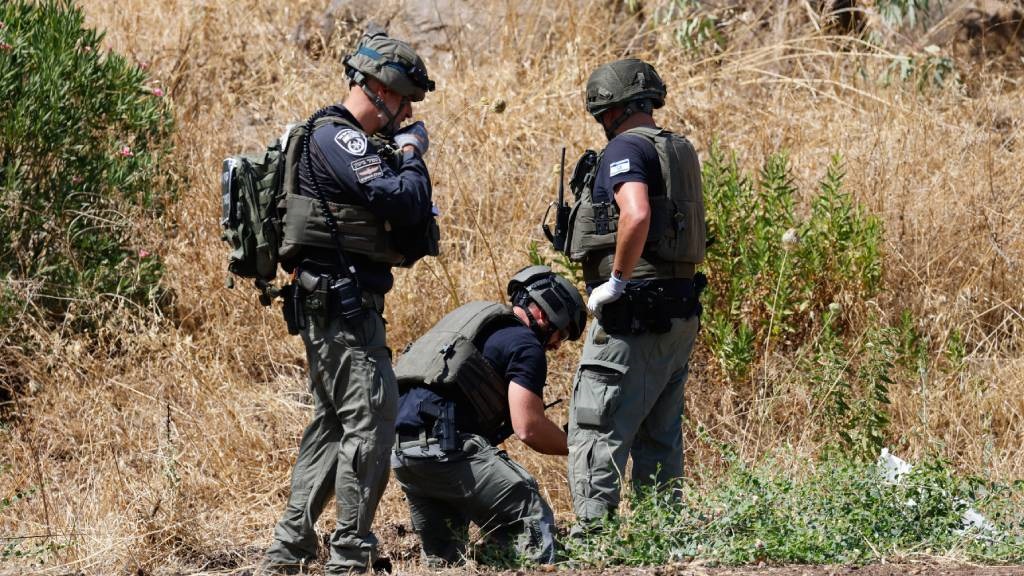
[393,121,429,156]
[587,275,627,316]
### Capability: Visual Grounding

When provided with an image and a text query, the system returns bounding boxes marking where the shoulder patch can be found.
[609,158,630,177]
[335,128,368,155]
[351,155,384,183]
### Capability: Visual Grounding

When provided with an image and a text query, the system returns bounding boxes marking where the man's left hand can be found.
[393,121,429,156]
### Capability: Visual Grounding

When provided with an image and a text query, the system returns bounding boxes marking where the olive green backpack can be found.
[219,116,341,304]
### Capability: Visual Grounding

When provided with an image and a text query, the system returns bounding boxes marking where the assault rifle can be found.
[542,147,569,253]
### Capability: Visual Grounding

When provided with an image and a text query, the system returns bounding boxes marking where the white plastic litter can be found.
[877,448,996,536]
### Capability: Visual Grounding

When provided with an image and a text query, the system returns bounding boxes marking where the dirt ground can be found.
[395,564,1024,576]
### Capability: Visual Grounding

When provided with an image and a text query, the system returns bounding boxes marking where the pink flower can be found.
[0,21,6,29]
[138,249,151,258]
[0,43,11,53]
[152,87,164,97]
[119,146,133,158]
[138,61,149,70]
[71,175,83,185]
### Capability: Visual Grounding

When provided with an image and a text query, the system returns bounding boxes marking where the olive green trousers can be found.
[567,315,699,523]
[392,434,556,566]
[265,309,397,573]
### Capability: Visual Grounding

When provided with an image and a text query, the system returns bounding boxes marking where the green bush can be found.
[566,453,1024,567]
[0,0,174,334]
[701,145,883,382]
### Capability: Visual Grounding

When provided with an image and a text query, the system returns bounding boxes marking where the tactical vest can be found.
[278,115,405,266]
[565,126,706,284]
[394,301,520,441]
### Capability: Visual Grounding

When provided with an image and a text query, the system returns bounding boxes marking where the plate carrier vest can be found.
[394,301,521,441]
[565,126,706,283]
[278,115,405,266]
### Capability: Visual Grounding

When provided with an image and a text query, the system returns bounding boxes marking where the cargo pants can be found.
[568,314,699,523]
[265,306,397,573]
[392,434,556,566]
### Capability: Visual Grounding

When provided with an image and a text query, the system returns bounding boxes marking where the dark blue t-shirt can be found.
[592,132,663,204]
[395,324,546,440]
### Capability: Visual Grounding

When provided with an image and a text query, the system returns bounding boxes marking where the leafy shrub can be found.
[877,0,933,27]
[701,145,883,381]
[0,0,174,336]
[884,49,960,91]
[566,453,1024,567]
[653,0,727,56]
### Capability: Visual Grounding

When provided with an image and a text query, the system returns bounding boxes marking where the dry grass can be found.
[1,0,1022,573]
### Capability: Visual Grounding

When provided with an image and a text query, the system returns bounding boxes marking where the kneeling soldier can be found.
[391,266,587,566]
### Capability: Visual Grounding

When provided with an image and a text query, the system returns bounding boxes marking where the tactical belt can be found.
[597,274,706,336]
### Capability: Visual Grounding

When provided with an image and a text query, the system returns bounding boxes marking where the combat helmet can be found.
[507,265,587,343]
[343,24,435,102]
[585,59,666,139]
[343,25,435,135]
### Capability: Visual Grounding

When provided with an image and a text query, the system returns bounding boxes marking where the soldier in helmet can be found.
[259,26,438,575]
[564,59,706,530]
[390,266,587,566]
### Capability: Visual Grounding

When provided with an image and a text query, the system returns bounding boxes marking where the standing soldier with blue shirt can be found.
[258,26,438,575]
[390,266,587,566]
[559,59,706,531]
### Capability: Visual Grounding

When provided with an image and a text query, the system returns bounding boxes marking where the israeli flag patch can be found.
[609,158,630,177]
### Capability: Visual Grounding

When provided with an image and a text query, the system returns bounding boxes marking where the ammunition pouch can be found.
[599,273,707,336]
[293,269,385,326]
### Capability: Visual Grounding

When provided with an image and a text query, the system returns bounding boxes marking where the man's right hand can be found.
[393,120,429,156]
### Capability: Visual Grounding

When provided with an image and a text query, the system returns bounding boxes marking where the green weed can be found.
[528,240,584,286]
[702,146,883,382]
[565,452,1024,567]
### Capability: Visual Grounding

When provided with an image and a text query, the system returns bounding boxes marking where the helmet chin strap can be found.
[602,103,635,140]
[362,82,405,136]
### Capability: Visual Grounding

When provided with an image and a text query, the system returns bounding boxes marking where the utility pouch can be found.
[329,276,365,323]
[649,290,675,334]
[280,283,304,335]
[600,295,637,335]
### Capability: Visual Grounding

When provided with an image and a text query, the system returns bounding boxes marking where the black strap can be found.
[302,108,359,286]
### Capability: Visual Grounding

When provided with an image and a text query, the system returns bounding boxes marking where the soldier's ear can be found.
[529,302,549,327]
